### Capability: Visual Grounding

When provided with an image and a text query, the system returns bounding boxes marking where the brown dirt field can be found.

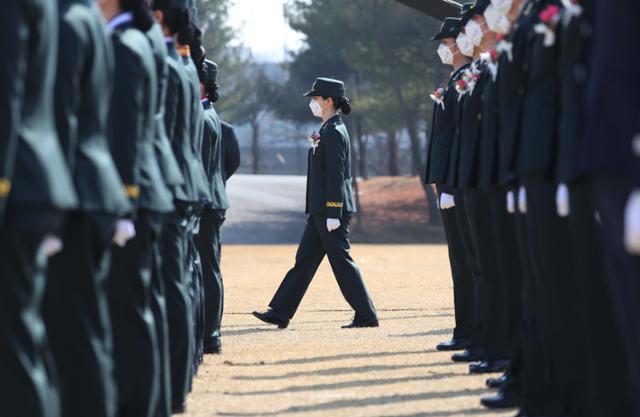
[353,177,444,244]
[185,244,513,417]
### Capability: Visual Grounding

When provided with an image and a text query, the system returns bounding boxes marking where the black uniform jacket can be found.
[220,121,240,184]
[55,0,130,215]
[202,101,229,210]
[3,0,78,218]
[108,18,173,213]
[305,114,356,219]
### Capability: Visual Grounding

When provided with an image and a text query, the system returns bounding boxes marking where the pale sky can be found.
[228,0,306,62]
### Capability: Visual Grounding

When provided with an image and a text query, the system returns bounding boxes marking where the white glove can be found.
[440,193,455,210]
[327,218,341,232]
[624,190,640,255]
[113,219,136,247]
[518,186,528,214]
[506,191,515,214]
[40,235,63,258]
[556,183,570,218]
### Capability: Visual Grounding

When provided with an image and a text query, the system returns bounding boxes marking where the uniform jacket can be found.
[220,121,240,184]
[147,23,184,193]
[305,114,356,219]
[108,17,173,213]
[182,54,212,203]
[579,0,640,185]
[164,41,200,203]
[202,100,229,210]
[4,0,78,216]
[425,64,470,188]
[477,61,500,189]
[496,0,539,185]
[55,0,130,216]
[517,0,561,179]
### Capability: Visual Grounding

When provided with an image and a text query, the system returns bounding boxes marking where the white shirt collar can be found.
[107,12,134,34]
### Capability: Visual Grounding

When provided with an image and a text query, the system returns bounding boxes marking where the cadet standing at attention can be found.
[150,0,200,412]
[0,1,78,416]
[254,78,378,329]
[42,1,132,417]
[99,0,174,415]
[197,59,229,355]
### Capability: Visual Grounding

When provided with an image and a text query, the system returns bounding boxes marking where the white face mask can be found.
[437,43,454,65]
[465,19,485,46]
[484,5,512,34]
[309,99,324,118]
[491,0,513,14]
[456,32,475,57]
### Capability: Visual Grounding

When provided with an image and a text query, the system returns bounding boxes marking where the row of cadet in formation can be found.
[426,0,640,416]
[0,0,241,416]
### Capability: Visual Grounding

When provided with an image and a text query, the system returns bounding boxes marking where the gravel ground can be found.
[185,244,514,417]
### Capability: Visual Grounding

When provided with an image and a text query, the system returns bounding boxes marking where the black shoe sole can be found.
[437,344,470,352]
[480,398,519,409]
[342,319,379,328]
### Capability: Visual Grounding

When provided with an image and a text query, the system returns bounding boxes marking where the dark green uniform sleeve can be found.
[0,0,28,221]
[201,116,214,177]
[324,128,346,219]
[109,40,143,207]
[222,123,241,181]
[55,17,86,168]
[164,68,179,145]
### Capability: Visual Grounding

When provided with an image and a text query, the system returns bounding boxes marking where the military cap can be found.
[461,0,491,23]
[431,17,464,41]
[205,59,218,83]
[303,77,345,98]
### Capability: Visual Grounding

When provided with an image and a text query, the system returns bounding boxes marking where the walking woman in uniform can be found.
[253,78,378,329]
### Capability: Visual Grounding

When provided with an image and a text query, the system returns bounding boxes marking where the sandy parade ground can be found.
[185,244,514,417]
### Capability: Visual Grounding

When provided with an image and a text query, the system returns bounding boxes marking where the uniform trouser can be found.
[569,180,634,417]
[43,211,117,417]
[453,189,484,351]
[186,209,204,377]
[161,202,194,409]
[109,209,162,417]
[0,206,63,417]
[488,187,522,360]
[465,188,509,361]
[269,214,377,320]
[522,176,588,417]
[511,197,550,415]
[197,208,226,348]
[592,177,640,417]
[150,214,171,417]
[437,185,474,342]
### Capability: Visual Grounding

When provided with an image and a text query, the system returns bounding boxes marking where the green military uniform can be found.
[106,12,173,417]
[197,60,229,353]
[42,2,131,417]
[0,1,78,416]
[267,78,377,325]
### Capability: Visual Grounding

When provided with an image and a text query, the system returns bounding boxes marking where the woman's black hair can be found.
[323,96,352,115]
[151,0,193,43]
[206,82,220,103]
[121,0,154,32]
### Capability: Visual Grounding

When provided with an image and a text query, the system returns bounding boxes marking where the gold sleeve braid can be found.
[123,184,140,199]
[326,202,343,208]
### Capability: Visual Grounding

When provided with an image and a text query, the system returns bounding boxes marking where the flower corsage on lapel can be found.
[430,87,446,111]
[534,4,561,47]
[308,131,321,155]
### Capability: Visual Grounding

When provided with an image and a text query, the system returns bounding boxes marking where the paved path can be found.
[186,245,513,417]
[224,175,308,244]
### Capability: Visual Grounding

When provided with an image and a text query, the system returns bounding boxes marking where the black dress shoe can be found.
[204,336,222,354]
[252,309,289,329]
[342,316,379,328]
[480,390,520,409]
[172,403,186,414]
[436,338,470,351]
[486,373,510,389]
[470,359,510,374]
[451,347,484,362]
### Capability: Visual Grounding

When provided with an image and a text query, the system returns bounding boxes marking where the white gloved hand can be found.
[40,235,63,258]
[556,183,570,218]
[113,219,136,247]
[624,190,640,255]
[327,218,341,232]
[506,191,515,214]
[440,193,455,210]
[518,186,528,214]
